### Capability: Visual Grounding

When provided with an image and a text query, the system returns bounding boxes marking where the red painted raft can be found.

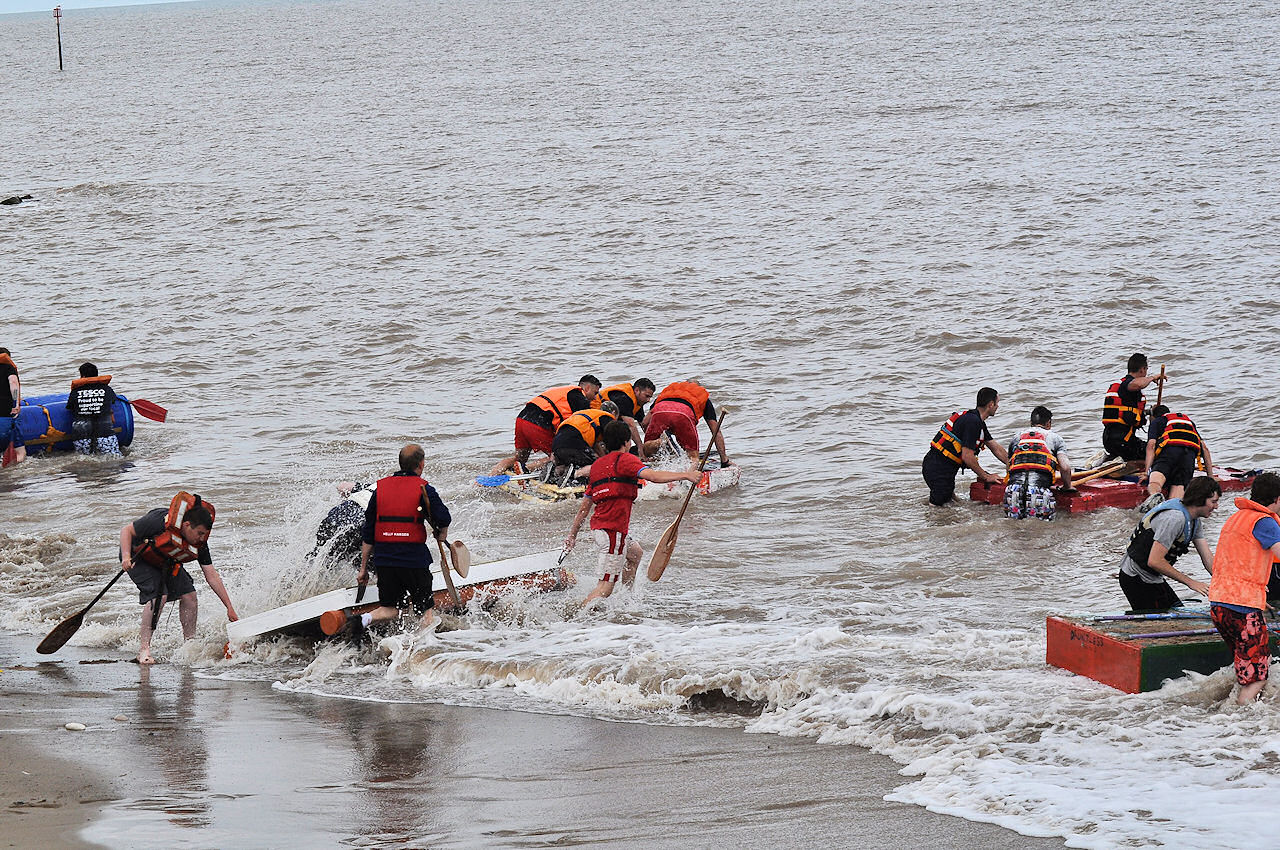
[970,466,1259,513]
[1047,614,1279,693]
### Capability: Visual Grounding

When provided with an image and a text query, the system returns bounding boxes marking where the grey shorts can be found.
[127,561,196,605]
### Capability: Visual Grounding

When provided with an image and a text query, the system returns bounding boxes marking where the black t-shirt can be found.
[604,389,638,420]
[0,362,17,414]
[68,383,118,418]
[131,507,212,565]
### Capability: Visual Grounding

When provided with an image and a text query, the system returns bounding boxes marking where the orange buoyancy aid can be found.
[134,492,215,575]
[591,382,640,415]
[929,412,981,465]
[1156,413,1201,455]
[1209,497,1280,610]
[559,409,615,445]
[587,452,640,503]
[0,353,15,371]
[654,381,709,420]
[528,385,579,430]
[1102,380,1144,432]
[1008,430,1057,475]
[69,375,113,416]
[372,474,430,544]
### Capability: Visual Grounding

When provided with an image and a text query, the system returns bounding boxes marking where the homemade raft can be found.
[498,461,742,503]
[11,391,135,453]
[1046,611,1280,693]
[970,466,1259,513]
[226,550,572,645]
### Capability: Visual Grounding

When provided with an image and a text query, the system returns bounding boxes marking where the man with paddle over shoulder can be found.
[121,492,237,665]
[564,420,701,608]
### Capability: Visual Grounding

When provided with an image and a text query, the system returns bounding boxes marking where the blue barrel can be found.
[12,391,135,453]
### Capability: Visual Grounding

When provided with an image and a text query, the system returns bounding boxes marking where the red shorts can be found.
[645,401,698,452]
[514,417,554,454]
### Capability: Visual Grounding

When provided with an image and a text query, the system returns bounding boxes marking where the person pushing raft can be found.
[490,375,601,475]
[591,378,655,460]
[550,401,618,481]
[1102,353,1166,462]
[1138,405,1213,512]
[1003,406,1074,520]
[1207,472,1280,704]
[564,420,702,608]
[1115,475,1221,611]
[641,379,731,468]
[0,347,26,466]
[921,387,1009,506]
[67,362,121,455]
[120,492,238,665]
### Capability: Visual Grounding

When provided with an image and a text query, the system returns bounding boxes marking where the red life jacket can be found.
[1008,429,1057,475]
[134,492,215,576]
[373,474,429,544]
[929,412,982,465]
[1102,379,1144,436]
[1156,413,1201,455]
[587,452,640,504]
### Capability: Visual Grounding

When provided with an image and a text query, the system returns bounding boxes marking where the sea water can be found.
[3,0,1280,846]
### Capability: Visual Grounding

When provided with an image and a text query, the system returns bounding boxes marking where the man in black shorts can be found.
[121,494,238,664]
[322,444,451,639]
[1140,405,1213,510]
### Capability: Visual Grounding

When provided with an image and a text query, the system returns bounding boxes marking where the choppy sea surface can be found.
[4,0,1280,847]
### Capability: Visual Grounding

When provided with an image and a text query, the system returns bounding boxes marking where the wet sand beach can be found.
[0,635,1065,849]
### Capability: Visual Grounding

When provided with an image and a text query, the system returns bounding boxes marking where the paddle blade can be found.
[645,522,680,582]
[450,541,471,578]
[130,399,168,423]
[474,474,510,487]
[37,610,86,654]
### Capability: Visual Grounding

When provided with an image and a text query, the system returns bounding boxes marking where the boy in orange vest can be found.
[1208,472,1280,704]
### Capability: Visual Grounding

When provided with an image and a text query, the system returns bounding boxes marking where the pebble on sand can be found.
[64,722,86,732]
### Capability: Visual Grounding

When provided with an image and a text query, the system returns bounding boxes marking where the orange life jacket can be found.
[528,385,579,430]
[372,474,429,544]
[559,409,615,445]
[69,375,113,416]
[929,412,982,465]
[0,353,15,371]
[591,382,640,416]
[134,492,215,576]
[1155,413,1201,455]
[1102,379,1144,435]
[587,451,640,504]
[1008,429,1057,475]
[1209,497,1280,610]
[654,381,709,419]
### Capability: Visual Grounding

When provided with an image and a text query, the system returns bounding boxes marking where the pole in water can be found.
[54,6,63,71]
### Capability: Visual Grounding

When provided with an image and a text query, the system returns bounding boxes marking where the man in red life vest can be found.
[0,347,26,465]
[490,375,601,475]
[1139,405,1213,511]
[322,444,452,639]
[120,494,238,665]
[1208,472,1280,704]
[641,379,731,467]
[564,421,702,608]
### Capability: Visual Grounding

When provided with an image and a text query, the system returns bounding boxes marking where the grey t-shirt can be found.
[1118,509,1203,584]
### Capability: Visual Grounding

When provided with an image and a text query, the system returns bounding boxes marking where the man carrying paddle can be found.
[1208,472,1280,704]
[0,347,26,466]
[564,421,701,608]
[121,493,238,665]
[490,375,601,475]
[1003,406,1075,520]
[1116,475,1221,611]
[1102,353,1165,462]
[322,444,451,639]
[921,387,1009,506]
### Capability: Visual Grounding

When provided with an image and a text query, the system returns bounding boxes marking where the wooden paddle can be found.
[1155,364,1166,408]
[446,540,471,579]
[436,539,462,606]
[37,569,126,654]
[646,410,725,583]
[1071,459,1127,486]
[129,399,168,423]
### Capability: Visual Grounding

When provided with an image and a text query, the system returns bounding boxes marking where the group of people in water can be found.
[1,348,125,464]
[921,352,1280,704]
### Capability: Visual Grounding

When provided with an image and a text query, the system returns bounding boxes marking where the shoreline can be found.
[0,633,1066,849]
